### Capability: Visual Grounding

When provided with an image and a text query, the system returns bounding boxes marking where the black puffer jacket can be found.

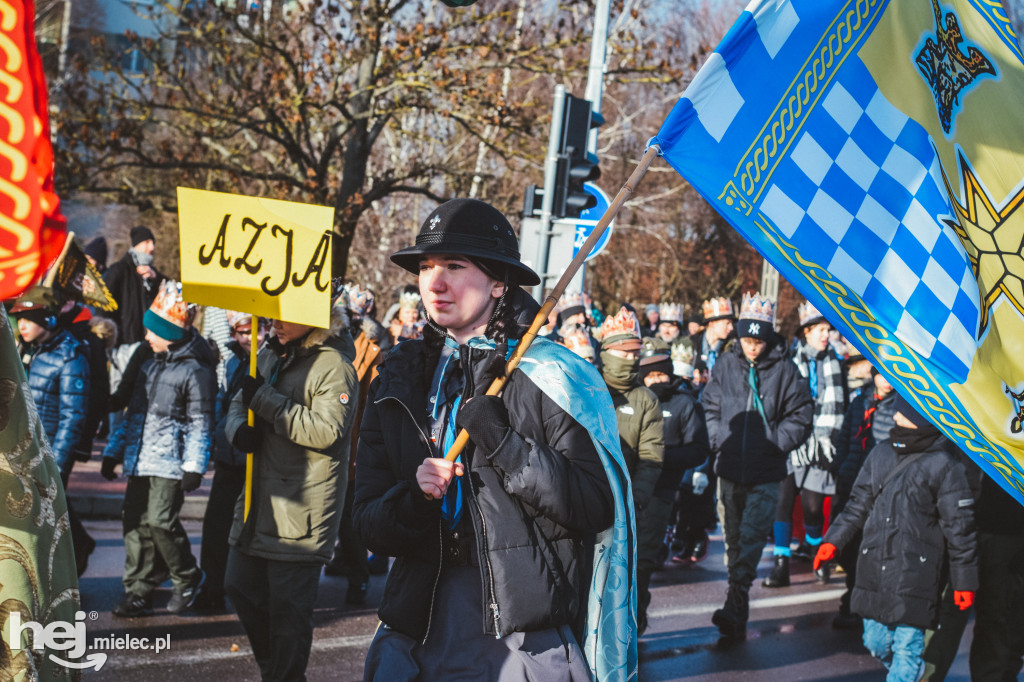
[702,336,813,485]
[831,389,898,514]
[649,377,710,494]
[353,337,614,642]
[825,436,979,629]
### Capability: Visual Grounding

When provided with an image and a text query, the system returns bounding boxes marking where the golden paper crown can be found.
[658,302,684,324]
[598,306,642,347]
[560,324,595,359]
[557,292,587,314]
[739,292,776,324]
[671,339,695,365]
[701,296,735,321]
[798,300,826,327]
[344,284,375,317]
[398,291,421,310]
[149,280,196,330]
[226,310,252,329]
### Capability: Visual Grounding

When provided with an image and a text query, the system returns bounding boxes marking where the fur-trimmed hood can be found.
[302,304,350,349]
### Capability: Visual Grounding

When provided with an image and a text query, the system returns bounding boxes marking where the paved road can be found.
[76,521,974,681]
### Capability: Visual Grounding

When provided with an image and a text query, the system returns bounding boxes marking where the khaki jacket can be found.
[225,312,358,563]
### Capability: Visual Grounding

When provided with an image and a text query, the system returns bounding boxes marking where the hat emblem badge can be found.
[749,323,760,336]
[429,215,441,230]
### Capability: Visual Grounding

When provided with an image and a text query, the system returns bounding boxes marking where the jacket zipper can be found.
[465,469,501,638]
[375,395,444,646]
[742,361,752,482]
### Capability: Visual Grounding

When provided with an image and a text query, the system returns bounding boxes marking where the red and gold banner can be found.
[0,0,66,301]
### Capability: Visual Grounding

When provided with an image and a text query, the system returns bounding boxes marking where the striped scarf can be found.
[791,343,846,468]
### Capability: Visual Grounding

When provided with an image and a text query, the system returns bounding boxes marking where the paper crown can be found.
[739,292,776,324]
[344,284,375,318]
[671,339,696,377]
[145,280,196,339]
[701,296,735,321]
[226,310,252,329]
[598,306,643,349]
[398,291,421,310]
[557,292,591,318]
[560,324,595,359]
[798,300,826,327]
[658,302,684,324]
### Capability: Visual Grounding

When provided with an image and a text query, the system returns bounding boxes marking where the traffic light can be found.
[552,94,603,219]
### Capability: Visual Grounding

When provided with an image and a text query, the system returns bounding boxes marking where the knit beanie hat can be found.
[83,236,108,266]
[130,225,156,247]
[892,393,933,430]
[143,280,196,341]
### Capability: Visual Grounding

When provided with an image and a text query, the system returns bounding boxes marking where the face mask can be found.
[889,423,942,453]
[601,351,639,392]
[131,248,154,266]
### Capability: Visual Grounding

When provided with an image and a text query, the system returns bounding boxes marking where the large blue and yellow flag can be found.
[650,0,1024,503]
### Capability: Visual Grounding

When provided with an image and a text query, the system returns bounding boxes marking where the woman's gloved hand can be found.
[692,471,709,496]
[456,395,511,456]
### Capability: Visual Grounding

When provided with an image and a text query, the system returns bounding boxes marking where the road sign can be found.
[558,182,613,261]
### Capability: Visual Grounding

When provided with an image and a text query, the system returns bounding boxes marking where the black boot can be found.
[762,555,790,588]
[712,582,749,641]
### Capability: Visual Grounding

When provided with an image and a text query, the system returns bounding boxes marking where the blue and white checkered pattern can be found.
[759,58,981,380]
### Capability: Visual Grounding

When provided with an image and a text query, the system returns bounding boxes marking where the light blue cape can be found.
[466,335,638,681]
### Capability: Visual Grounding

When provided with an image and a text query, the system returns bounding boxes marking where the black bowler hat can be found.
[390,199,540,287]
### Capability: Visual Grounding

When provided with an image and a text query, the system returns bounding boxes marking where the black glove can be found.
[460,344,507,398]
[100,457,119,481]
[240,374,265,407]
[456,395,511,456]
[232,424,260,453]
[181,471,203,493]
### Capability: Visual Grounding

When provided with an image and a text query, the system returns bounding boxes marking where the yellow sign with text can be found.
[177,188,334,328]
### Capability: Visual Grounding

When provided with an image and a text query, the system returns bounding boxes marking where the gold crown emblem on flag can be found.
[658,302,684,324]
[798,300,825,327]
[149,280,196,330]
[739,292,775,324]
[598,306,643,350]
[701,296,735,321]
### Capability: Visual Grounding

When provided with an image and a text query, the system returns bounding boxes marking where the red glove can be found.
[954,590,974,610]
[813,542,837,571]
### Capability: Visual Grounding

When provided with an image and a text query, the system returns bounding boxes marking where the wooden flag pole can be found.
[444,144,660,462]
[243,316,258,521]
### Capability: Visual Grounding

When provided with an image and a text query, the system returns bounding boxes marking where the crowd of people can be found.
[5,202,1024,681]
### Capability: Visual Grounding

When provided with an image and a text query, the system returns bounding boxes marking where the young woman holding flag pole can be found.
[353,147,655,682]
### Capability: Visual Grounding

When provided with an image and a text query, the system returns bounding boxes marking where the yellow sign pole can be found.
[244,316,258,522]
